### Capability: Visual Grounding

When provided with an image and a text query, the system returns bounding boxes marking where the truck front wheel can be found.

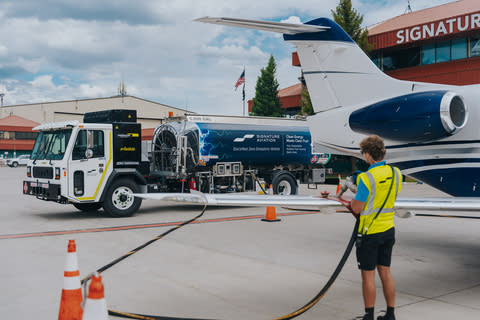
[103,178,142,217]
[272,172,298,195]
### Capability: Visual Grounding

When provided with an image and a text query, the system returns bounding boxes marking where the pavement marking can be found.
[0,211,321,240]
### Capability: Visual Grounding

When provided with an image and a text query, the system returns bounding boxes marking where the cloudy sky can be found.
[0,0,455,115]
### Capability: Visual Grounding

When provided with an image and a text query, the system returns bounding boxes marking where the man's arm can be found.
[351,176,368,215]
[350,199,365,215]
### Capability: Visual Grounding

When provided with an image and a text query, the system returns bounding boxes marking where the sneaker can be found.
[354,314,373,320]
[377,313,395,320]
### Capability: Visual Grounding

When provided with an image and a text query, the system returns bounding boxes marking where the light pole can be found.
[0,93,4,107]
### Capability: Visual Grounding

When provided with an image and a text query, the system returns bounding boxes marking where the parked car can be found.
[7,154,30,167]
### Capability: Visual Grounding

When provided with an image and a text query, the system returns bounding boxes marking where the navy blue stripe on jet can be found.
[304,71,368,75]
[323,140,480,152]
[408,168,480,197]
[284,18,354,42]
[386,140,480,149]
[394,158,480,171]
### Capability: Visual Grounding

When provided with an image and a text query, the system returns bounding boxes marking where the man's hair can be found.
[360,135,386,161]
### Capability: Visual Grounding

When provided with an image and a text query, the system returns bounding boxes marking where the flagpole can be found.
[242,82,245,116]
[242,66,245,116]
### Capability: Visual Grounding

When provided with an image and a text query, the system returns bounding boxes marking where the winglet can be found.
[194,16,329,35]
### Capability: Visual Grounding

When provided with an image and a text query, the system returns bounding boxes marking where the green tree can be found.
[331,0,373,54]
[300,85,314,115]
[251,55,283,117]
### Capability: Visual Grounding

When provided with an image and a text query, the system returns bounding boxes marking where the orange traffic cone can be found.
[82,273,108,320]
[336,174,342,195]
[268,184,274,195]
[262,206,281,222]
[58,240,83,320]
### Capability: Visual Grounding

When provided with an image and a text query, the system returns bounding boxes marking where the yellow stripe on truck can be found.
[77,131,113,201]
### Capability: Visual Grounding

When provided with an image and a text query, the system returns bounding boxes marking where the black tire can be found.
[12,162,18,168]
[103,178,142,217]
[73,202,103,212]
[272,172,298,195]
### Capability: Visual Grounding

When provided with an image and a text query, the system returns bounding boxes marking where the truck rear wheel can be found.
[103,178,142,217]
[272,171,298,195]
[73,202,103,212]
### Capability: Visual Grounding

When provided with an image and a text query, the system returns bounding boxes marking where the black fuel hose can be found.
[270,216,360,320]
[81,203,208,285]
[107,211,360,320]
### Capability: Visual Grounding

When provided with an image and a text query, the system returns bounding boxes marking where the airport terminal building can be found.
[369,0,480,85]
[284,0,480,114]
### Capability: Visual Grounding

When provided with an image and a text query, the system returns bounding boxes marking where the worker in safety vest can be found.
[350,135,402,320]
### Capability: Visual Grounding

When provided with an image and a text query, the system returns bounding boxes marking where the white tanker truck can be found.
[23,110,329,217]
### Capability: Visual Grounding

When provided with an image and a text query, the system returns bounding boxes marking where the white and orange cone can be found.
[336,174,342,195]
[58,240,83,320]
[261,206,281,222]
[82,273,108,320]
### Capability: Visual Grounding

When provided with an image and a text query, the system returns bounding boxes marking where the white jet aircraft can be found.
[135,17,480,215]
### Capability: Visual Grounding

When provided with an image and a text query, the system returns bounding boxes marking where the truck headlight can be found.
[27,166,31,177]
[55,167,60,180]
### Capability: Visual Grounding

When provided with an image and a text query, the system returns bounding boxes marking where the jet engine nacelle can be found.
[349,91,468,142]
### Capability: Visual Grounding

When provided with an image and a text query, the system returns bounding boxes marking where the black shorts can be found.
[356,227,395,271]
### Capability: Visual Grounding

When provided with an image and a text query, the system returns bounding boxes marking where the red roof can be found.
[0,115,40,128]
[278,83,302,97]
[369,0,478,35]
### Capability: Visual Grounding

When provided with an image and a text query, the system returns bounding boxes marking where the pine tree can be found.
[300,84,314,115]
[251,55,283,117]
[331,0,372,54]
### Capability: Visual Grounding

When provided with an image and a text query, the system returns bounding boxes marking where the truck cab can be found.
[23,110,145,217]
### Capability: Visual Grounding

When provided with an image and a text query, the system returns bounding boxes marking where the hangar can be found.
[0,95,190,129]
[0,94,192,159]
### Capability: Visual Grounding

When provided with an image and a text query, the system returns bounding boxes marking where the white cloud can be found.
[0,44,7,57]
[30,75,56,90]
[280,16,303,24]
[0,0,455,114]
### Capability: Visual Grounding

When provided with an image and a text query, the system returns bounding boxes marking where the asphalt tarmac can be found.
[1,167,479,319]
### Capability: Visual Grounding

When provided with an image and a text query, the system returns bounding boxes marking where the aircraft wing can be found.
[134,192,480,216]
[134,192,340,207]
[194,17,329,34]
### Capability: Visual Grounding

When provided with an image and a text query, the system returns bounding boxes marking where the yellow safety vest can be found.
[356,165,402,235]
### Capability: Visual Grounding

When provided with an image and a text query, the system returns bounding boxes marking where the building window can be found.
[383,47,420,71]
[471,37,480,57]
[421,43,436,65]
[14,132,38,140]
[452,38,467,60]
[371,54,381,69]
[0,131,37,140]
[436,40,451,63]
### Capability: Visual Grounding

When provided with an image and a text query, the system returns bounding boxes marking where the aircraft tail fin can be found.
[197,17,410,113]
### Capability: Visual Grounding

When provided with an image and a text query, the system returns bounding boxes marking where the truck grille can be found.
[33,167,54,179]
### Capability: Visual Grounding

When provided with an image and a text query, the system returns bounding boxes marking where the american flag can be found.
[234,69,245,90]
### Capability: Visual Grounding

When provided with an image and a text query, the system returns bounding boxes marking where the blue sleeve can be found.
[354,178,369,202]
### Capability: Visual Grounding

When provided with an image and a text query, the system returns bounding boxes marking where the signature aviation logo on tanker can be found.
[396,13,480,44]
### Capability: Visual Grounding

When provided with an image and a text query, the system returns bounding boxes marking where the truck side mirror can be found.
[85,149,93,159]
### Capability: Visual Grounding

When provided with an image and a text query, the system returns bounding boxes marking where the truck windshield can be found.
[31,129,73,160]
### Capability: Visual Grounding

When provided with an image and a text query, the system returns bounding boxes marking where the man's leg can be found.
[361,269,376,308]
[377,265,395,307]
